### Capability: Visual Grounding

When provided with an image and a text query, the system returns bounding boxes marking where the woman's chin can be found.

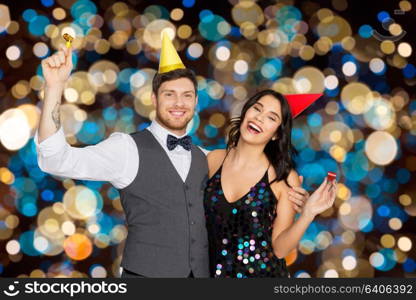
[239,131,270,146]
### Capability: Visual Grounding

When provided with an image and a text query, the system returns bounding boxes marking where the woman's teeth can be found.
[248,122,261,134]
[248,123,261,134]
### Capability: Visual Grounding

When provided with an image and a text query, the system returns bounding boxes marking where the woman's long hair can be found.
[227,89,298,187]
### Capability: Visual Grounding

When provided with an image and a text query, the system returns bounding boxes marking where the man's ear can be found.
[151,92,157,107]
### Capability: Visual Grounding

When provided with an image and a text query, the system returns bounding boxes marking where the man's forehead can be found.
[159,80,195,93]
[159,87,195,93]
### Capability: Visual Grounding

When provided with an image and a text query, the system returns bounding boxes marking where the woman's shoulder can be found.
[207,149,227,177]
[269,168,301,194]
[207,149,227,162]
[287,169,301,187]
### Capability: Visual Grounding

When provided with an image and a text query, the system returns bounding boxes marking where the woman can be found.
[204,89,337,278]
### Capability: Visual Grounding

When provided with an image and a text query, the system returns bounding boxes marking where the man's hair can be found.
[152,68,198,95]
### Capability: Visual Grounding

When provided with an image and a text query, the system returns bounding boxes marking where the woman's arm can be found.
[271,170,337,259]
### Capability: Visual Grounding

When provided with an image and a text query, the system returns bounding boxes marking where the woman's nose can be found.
[255,114,264,122]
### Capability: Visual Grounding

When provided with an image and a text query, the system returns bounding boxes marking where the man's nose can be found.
[174,96,186,106]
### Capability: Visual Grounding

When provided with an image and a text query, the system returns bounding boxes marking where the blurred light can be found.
[61,221,76,235]
[363,98,395,130]
[28,15,50,36]
[370,252,384,268]
[358,25,373,38]
[324,75,338,90]
[377,11,389,22]
[369,58,385,74]
[63,233,93,260]
[177,24,192,39]
[6,240,20,255]
[170,8,184,21]
[216,46,230,61]
[380,234,395,248]
[234,60,248,75]
[187,42,203,59]
[6,45,20,61]
[365,131,397,165]
[0,108,31,151]
[90,265,107,278]
[293,67,325,93]
[33,42,49,58]
[52,7,66,20]
[398,42,412,58]
[338,196,373,231]
[22,9,37,22]
[63,186,101,220]
[342,61,357,76]
[380,40,395,54]
[398,237,412,252]
[143,20,176,49]
[389,218,403,231]
[324,269,339,278]
[342,255,357,270]
[183,0,195,8]
[41,0,54,7]
[340,82,374,115]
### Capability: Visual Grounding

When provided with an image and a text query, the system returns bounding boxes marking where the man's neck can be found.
[154,118,187,137]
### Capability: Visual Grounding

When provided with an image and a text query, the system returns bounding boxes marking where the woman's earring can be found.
[272,136,277,141]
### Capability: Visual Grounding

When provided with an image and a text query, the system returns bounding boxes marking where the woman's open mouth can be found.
[247,121,263,134]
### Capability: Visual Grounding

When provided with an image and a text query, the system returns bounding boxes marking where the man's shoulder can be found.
[197,146,210,156]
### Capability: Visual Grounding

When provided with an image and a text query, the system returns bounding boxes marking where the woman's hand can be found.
[41,44,73,88]
[288,175,310,213]
[301,177,337,220]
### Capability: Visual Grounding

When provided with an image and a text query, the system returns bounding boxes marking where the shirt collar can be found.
[148,119,188,144]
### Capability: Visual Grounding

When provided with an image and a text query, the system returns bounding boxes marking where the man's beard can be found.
[156,109,193,131]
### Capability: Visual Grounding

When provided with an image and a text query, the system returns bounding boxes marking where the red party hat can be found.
[284,93,323,118]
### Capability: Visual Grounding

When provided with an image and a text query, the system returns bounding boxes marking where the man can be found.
[35,32,312,278]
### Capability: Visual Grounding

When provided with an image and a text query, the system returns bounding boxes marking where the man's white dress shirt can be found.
[34,120,209,189]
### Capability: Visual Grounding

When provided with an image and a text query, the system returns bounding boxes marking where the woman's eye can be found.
[254,106,260,112]
[268,116,277,121]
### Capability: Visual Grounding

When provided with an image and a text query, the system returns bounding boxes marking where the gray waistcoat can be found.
[117,129,209,277]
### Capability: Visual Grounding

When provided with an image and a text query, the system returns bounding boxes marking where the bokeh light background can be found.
[0,0,415,278]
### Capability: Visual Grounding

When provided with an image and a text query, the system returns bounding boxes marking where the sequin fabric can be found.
[204,163,290,278]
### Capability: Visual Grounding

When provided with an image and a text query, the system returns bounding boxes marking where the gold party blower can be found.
[63,33,73,48]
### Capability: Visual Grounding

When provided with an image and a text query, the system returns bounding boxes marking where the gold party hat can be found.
[158,31,186,73]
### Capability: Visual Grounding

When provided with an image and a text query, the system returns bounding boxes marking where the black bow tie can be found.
[167,134,192,151]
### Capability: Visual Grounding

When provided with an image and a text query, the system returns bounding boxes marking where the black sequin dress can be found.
[204,155,290,278]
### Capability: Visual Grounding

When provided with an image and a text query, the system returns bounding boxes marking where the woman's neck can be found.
[229,139,267,168]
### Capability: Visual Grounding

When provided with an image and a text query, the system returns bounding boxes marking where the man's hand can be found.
[41,44,73,87]
[288,175,310,213]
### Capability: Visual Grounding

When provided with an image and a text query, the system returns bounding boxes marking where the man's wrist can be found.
[44,83,66,91]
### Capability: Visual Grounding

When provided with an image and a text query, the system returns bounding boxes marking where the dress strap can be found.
[220,149,231,167]
[265,162,272,183]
